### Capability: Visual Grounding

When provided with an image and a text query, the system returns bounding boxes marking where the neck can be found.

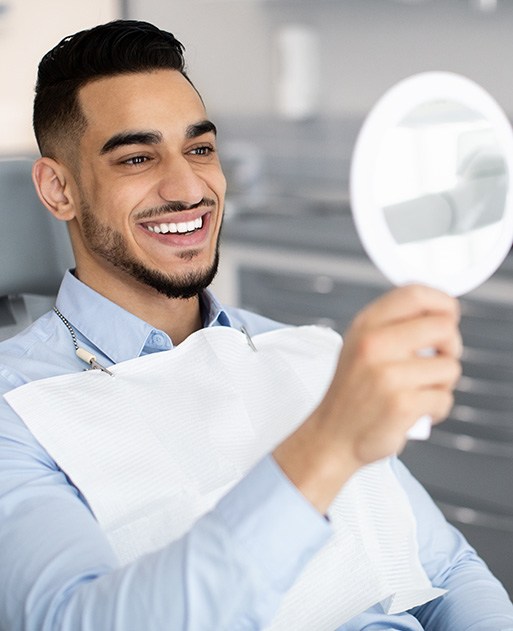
[75,267,204,346]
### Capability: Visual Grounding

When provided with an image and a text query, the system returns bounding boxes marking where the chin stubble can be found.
[80,200,221,299]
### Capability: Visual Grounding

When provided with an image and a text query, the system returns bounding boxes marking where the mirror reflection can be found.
[378,101,507,276]
[351,72,513,297]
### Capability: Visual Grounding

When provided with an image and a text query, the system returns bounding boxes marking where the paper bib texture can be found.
[5,325,444,628]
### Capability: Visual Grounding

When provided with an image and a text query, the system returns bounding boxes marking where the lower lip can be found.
[140,213,212,248]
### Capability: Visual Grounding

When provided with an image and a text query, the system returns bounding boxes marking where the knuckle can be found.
[452,359,463,384]
[350,309,368,334]
[355,329,384,361]
[438,356,460,379]
[434,317,462,354]
[444,357,462,386]
[452,331,464,358]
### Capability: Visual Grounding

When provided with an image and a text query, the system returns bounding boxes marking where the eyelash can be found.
[189,144,215,157]
[119,144,215,168]
[123,155,149,166]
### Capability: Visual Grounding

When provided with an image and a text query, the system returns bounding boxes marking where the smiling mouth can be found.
[146,216,203,235]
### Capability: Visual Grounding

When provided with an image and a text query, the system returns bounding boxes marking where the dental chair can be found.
[0,158,74,341]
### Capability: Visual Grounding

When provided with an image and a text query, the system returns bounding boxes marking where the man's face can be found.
[68,69,226,299]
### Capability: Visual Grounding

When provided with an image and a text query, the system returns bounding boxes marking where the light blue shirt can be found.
[0,271,511,630]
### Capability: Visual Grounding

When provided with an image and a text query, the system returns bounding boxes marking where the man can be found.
[0,19,511,630]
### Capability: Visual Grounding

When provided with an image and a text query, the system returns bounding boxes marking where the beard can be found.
[80,200,221,299]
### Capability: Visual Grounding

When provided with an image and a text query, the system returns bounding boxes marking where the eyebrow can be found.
[185,120,217,139]
[99,120,217,156]
[100,131,162,155]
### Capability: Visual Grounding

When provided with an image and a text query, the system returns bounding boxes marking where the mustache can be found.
[134,197,216,221]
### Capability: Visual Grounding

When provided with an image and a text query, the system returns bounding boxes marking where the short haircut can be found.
[33,19,190,160]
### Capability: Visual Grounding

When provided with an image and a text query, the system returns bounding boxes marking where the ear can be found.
[32,157,77,221]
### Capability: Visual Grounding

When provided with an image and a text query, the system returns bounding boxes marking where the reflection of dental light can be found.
[384,194,453,244]
[383,149,507,244]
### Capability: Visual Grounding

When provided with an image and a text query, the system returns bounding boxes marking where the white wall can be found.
[127,0,513,119]
[0,0,120,155]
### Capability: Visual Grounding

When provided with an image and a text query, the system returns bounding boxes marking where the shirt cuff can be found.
[214,454,332,593]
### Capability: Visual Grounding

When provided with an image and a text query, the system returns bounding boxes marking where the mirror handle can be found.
[407,415,432,441]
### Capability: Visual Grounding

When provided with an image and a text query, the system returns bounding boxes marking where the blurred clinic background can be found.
[1,0,512,596]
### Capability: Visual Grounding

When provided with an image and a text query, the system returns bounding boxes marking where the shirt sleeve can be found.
[0,398,331,631]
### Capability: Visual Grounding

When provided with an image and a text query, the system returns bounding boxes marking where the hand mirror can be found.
[350,72,513,439]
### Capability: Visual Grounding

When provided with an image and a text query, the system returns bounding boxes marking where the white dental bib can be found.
[5,325,444,628]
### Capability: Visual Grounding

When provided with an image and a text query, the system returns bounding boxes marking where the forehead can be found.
[78,70,206,143]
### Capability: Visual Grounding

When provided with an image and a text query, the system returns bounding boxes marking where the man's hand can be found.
[273,284,462,513]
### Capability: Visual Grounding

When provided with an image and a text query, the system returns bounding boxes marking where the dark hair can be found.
[33,20,189,159]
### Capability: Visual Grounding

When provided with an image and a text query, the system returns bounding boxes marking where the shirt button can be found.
[152,333,165,347]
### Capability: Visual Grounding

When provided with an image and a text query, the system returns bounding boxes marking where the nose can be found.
[157,156,206,206]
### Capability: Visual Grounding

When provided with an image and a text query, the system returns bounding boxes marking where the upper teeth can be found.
[148,217,203,234]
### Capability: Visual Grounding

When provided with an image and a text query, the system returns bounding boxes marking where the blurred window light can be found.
[470,0,498,11]
[390,0,499,9]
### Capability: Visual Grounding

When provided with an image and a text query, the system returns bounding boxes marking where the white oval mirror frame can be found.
[350,72,513,297]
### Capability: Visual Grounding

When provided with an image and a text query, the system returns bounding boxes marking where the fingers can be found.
[383,388,455,433]
[323,350,460,434]
[353,388,456,465]
[373,354,462,394]
[346,284,462,364]
[273,284,464,513]
[327,284,462,465]
[356,313,463,363]
[353,284,460,330]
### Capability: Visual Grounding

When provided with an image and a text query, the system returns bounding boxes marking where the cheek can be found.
[216,168,227,193]
[208,170,227,204]
[200,159,226,193]
[85,181,138,226]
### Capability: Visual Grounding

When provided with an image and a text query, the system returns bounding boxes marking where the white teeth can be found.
[147,216,204,234]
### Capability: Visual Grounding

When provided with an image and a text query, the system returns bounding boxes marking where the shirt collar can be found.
[200,289,232,329]
[55,271,233,364]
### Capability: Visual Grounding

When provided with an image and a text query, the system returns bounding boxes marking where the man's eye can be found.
[123,155,149,166]
[189,145,214,157]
